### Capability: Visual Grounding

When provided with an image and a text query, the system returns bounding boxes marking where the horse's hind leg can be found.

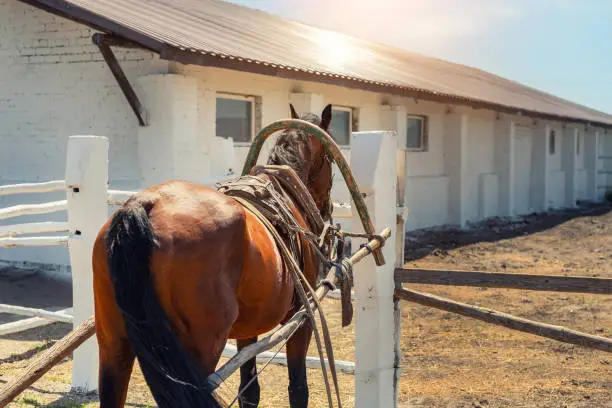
[237,337,261,408]
[98,338,135,408]
[286,323,312,408]
[93,228,135,408]
[95,295,135,408]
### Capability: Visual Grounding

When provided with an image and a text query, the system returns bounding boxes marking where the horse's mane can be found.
[267,113,321,184]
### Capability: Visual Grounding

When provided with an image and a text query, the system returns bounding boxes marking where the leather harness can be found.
[215,164,343,408]
[216,165,326,268]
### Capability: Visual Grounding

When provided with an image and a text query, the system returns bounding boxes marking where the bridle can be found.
[307,146,334,222]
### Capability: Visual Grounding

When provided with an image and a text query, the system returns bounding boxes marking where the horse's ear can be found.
[289,104,299,119]
[320,104,332,131]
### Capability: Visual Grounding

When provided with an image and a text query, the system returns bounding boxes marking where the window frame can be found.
[215,92,256,146]
[405,114,429,152]
[549,129,556,155]
[576,132,581,155]
[330,106,354,147]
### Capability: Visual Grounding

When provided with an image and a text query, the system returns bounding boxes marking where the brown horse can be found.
[92,105,335,408]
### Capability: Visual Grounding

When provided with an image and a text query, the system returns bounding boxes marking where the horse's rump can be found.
[105,192,226,408]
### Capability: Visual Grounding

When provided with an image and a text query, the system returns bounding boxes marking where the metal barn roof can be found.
[20,0,612,128]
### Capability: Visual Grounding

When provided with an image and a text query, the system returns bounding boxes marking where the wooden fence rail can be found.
[221,344,355,374]
[0,308,73,336]
[0,304,73,324]
[396,268,611,295]
[0,200,67,220]
[395,288,612,353]
[0,180,65,196]
[0,222,69,238]
[0,236,69,248]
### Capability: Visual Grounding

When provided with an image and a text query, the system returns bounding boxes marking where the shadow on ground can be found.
[38,392,152,408]
[22,392,151,408]
[0,268,72,342]
[0,378,151,408]
[404,202,612,263]
[0,340,56,364]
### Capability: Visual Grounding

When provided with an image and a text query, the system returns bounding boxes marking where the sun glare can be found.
[314,30,355,71]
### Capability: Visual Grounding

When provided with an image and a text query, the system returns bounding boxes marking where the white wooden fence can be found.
[0,136,109,391]
[0,179,71,335]
[0,133,402,406]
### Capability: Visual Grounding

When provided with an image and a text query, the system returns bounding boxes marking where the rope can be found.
[320,258,352,292]
[232,197,341,408]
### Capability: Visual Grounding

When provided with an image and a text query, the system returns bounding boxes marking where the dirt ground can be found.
[1,203,610,407]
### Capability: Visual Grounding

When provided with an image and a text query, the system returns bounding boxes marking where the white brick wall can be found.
[0,0,167,188]
[0,0,166,266]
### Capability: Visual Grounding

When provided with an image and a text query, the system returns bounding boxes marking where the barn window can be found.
[329,106,355,146]
[549,130,556,155]
[576,132,581,155]
[216,94,255,143]
[406,115,428,151]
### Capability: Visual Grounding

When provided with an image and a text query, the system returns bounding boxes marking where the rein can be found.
[307,147,332,184]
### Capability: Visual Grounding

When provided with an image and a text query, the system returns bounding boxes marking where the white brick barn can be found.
[1,0,611,269]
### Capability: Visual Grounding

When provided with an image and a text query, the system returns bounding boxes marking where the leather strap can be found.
[231,196,342,408]
[251,165,325,235]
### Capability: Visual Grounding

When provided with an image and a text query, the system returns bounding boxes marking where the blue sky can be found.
[228,0,612,114]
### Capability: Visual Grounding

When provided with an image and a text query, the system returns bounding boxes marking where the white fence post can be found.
[65,136,109,392]
[351,131,398,408]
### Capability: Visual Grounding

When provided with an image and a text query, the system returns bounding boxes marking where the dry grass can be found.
[1,205,611,407]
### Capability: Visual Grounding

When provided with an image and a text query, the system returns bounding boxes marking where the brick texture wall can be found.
[0,0,167,188]
[0,0,166,266]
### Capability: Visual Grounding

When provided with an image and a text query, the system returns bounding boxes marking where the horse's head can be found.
[267,104,334,221]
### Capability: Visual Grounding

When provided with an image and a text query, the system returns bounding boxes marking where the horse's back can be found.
[146,181,249,361]
[129,180,248,306]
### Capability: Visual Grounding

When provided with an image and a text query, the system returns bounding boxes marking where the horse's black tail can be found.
[106,201,223,408]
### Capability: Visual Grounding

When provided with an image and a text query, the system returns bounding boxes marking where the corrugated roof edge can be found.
[18,0,612,130]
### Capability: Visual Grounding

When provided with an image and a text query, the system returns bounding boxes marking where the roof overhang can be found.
[17,0,612,130]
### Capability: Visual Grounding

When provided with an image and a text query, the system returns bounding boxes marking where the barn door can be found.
[514,125,533,215]
[598,133,612,200]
